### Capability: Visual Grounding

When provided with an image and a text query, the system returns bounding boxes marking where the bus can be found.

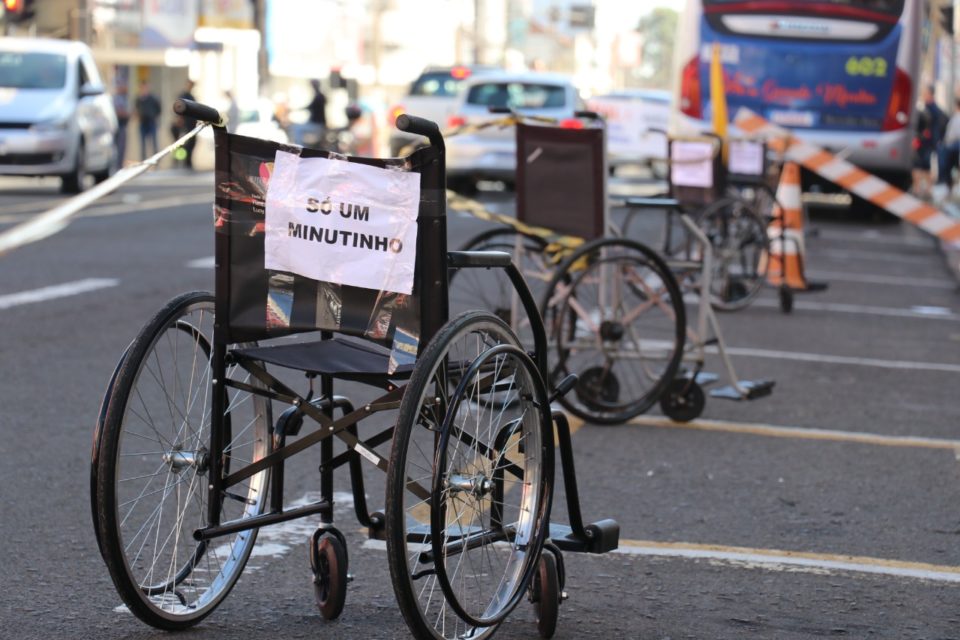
[672,0,922,193]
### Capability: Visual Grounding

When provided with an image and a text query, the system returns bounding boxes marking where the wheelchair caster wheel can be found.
[311,532,348,620]
[530,551,560,639]
[660,379,705,423]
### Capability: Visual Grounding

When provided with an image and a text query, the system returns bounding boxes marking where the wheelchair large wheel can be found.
[541,237,685,425]
[94,291,271,629]
[448,228,551,337]
[387,311,554,640]
[697,196,768,312]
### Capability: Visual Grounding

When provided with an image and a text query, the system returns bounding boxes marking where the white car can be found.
[444,72,584,192]
[0,38,118,192]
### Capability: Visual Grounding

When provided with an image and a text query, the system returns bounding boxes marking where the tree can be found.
[636,7,679,90]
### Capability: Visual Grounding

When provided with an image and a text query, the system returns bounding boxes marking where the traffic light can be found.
[941,3,954,36]
[3,0,34,22]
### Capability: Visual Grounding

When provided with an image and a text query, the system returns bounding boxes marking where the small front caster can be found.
[310,530,348,620]
[530,551,560,639]
[660,378,705,422]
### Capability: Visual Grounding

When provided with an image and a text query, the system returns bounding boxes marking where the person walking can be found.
[913,85,947,200]
[134,81,161,160]
[112,81,130,167]
[299,78,327,145]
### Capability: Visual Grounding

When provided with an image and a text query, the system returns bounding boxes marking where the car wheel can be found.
[61,140,86,194]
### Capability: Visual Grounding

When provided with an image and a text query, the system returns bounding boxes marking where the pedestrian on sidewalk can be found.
[112,81,130,167]
[913,85,947,200]
[134,81,161,160]
[934,97,960,203]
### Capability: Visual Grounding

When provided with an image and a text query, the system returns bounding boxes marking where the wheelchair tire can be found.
[94,291,272,629]
[696,196,769,312]
[448,227,549,337]
[386,310,553,640]
[541,237,686,425]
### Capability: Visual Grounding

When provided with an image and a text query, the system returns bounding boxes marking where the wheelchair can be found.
[90,100,619,640]
[450,114,688,425]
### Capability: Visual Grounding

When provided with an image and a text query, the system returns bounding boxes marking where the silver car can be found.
[0,38,118,192]
[445,72,583,193]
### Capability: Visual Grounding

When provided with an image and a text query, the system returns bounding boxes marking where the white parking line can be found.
[805,270,956,290]
[748,298,958,320]
[0,278,118,310]
[187,255,215,269]
[720,345,960,373]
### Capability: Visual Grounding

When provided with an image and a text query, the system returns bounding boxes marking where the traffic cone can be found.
[761,162,808,290]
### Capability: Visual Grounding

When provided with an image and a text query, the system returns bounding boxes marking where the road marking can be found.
[816,248,939,265]
[361,537,960,584]
[748,298,959,320]
[0,278,118,310]
[615,539,960,583]
[81,192,210,218]
[187,255,215,268]
[628,416,960,450]
[719,344,960,374]
[805,270,956,290]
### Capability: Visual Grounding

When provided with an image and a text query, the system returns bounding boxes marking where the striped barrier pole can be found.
[733,108,960,249]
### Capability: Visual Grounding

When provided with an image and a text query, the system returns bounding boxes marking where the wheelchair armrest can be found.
[447,250,512,269]
[617,196,683,210]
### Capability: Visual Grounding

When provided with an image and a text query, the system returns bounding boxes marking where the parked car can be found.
[444,71,584,193]
[388,65,498,156]
[0,38,118,192]
[587,89,671,175]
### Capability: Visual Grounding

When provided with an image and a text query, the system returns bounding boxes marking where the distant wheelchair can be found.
[90,99,618,640]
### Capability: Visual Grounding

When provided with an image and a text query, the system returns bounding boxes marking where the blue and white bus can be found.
[673,0,922,191]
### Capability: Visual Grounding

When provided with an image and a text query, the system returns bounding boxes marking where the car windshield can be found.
[409,72,464,97]
[0,51,67,89]
[466,82,568,110]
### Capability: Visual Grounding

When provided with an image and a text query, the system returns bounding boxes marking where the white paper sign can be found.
[670,141,714,188]
[264,151,421,295]
[728,140,765,176]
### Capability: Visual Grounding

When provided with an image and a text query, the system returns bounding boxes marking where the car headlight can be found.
[30,117,70,133]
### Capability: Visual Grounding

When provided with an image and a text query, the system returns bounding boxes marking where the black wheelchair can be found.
[90,100,618,640]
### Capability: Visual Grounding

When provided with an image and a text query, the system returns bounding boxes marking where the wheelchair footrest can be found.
[549,519,619,554]
[710,379,775,401]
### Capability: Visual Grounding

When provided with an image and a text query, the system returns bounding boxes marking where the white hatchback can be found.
[444,72,583,192]
[0,38,118,193]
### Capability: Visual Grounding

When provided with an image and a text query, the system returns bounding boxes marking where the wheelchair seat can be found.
[233,335,414,382]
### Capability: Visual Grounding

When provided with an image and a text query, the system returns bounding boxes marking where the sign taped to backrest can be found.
[265,151,420,295]
[212,129,422,356]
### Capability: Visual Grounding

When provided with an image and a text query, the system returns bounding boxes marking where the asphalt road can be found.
[1,169,959,639]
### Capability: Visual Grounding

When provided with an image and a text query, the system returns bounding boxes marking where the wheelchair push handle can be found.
[396,114,444,152]
[173,99,223,126]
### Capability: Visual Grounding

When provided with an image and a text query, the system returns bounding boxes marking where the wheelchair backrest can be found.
[211,128,448,361]
[516,122,607,240]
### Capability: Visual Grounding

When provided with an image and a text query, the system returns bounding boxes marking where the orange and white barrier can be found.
[734,108,960,248]
[762,162,809,290]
